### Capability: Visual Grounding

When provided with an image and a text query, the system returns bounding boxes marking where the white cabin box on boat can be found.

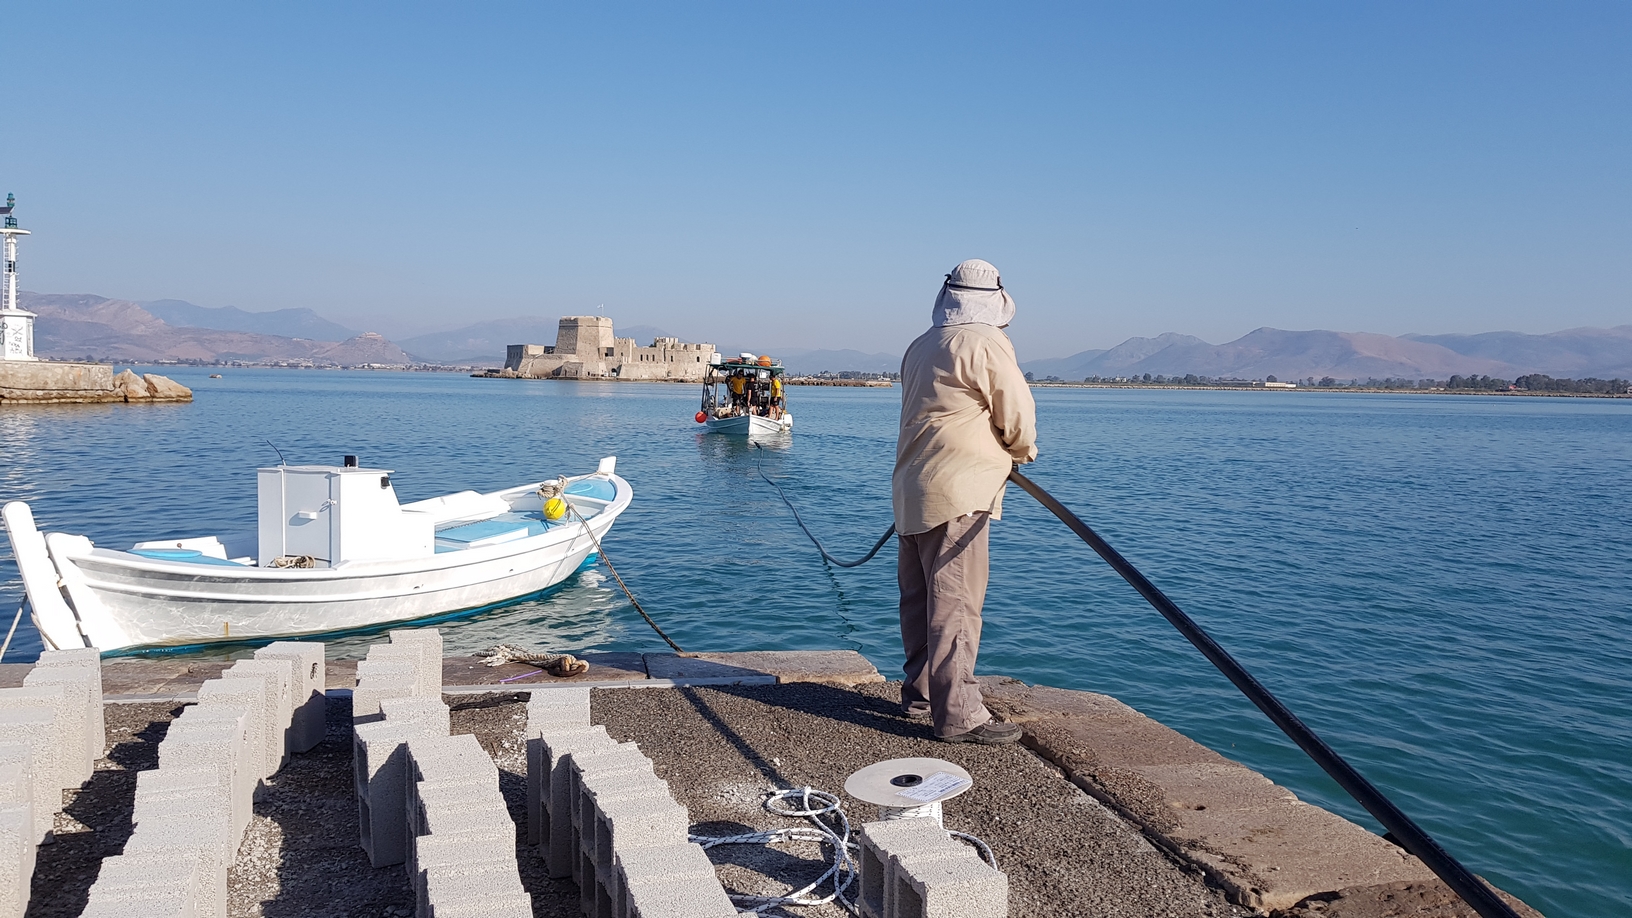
[254,464,434,566]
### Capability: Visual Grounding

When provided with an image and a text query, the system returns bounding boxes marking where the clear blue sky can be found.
[4,2,1627,359]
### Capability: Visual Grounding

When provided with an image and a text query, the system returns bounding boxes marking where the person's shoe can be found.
[902,703,931,720]
[939,721,1022,745]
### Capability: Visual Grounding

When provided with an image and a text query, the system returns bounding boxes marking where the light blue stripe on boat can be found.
[435,520,532,544]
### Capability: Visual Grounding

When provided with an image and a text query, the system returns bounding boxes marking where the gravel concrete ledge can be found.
[977,677,1538,915]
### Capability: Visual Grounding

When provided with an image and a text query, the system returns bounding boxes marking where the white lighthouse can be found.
[0,193,36,361]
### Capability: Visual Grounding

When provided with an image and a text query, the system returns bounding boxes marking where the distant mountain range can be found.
[23,293,413,366]
[1022,326,1632,381]
[21,291,1632,379]
[142,299,361,341]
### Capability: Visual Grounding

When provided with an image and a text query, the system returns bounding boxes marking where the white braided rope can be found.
[690,787,861,914]
[688,786,998,915]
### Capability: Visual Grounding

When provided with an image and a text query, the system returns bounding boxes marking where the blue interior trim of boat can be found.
[435,519,532,544]
[565,478,616,501]
[128,548,251,567]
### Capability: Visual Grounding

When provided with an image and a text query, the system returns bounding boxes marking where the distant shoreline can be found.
[1031,381,1632,399]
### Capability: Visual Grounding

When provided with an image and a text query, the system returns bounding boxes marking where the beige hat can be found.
[931,258,1016,328]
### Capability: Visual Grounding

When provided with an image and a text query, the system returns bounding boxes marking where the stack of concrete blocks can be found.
[252,641,328,755]
[0,647,104,918]
[354,628,443,725]
[523,688,735,918]
[403,732,530,918]
[352,629,449,869]
[856,818,1007,918]
[82,643,319,918]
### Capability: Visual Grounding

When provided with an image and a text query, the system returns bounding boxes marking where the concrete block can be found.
[578,769,673,880]
[0,803,35,918]
[624,879,739,918]
[857,819,963,918]
[379,697,451,735]
[525,685,591,731]
[412,830,516,916]
[613,842,718,918]
[354,660,417,722]
[427,895,532,918]
[254,641,326,753]
[590,795,690,887]
[566,744,654,830]
[195,678,273,781]
[131,772,238,860]
[890,853,1006,918]
[26,656,103,771]
[224,660,294,767]
[423,863,526,917]
[387,628,443,696]
[405,733,497,787]
[528,724,611,847]
[0,686,73,794]
[125,812,234,918]
[83,849,205,918]
[158,717,253,842]
[353,720,420,868]
[0,718,59,842]
[408,779,501,841]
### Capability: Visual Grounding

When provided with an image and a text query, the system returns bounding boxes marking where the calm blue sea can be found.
[1,370,1627,917]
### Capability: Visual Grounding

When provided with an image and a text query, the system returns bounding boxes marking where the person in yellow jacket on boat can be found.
[770,375,784,419]
[893,258,1036,745]
[727,372,748,412]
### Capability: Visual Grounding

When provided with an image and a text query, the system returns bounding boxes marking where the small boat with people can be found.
[695,352,794,438]
[1,455,631,654]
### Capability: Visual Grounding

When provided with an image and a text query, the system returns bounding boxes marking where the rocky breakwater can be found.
[0,361,192,405]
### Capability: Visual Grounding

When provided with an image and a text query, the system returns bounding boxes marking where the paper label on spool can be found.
[895,771,971,802]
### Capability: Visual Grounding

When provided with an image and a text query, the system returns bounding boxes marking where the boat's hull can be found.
[704,413,793,438]
[9,472,631,653]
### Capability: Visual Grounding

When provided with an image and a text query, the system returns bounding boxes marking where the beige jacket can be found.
[893,323,1037,535]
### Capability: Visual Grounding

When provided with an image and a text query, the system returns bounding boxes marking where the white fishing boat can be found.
[695,353,793,438]
[2,455,630,654]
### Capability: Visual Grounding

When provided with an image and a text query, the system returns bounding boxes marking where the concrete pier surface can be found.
[4,650,1540,917]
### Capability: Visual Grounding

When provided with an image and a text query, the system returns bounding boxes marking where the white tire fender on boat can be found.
[1,500,86,650]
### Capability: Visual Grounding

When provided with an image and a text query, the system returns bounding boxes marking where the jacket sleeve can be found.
[981,335,1038,464]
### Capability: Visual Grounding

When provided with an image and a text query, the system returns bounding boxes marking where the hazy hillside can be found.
[1025,326,1632,381]
[22,292,412,366]
[1406,326,1632,379]
[1024,333,1204,379]
[143,299,359,341]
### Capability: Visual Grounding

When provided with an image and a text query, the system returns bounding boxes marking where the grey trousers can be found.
[898,512,992,737]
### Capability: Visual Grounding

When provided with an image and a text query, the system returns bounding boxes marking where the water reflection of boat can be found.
[2,456,630,654]
[695,353,793,439]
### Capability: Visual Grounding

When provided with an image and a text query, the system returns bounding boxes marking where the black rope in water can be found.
[1006,467,1521,918]
[562,498,686,654]
[754,444,895,568]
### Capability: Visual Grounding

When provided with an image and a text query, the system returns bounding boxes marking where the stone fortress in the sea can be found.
[499,315,716,381]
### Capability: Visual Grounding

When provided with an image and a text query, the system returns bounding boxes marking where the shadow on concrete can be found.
[25,703,182,918]
[257,694,415,918]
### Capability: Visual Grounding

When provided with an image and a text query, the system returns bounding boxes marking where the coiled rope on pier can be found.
[753,444,895,568]
[689,786,994,915]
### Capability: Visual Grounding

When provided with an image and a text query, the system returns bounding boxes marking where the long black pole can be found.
[1007,468,1519,918]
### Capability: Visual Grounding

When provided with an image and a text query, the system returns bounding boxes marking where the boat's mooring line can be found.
[753,444,896,568]
[561,498,687,654]
[1005,467,1521,918]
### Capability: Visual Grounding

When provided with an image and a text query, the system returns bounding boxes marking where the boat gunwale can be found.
[52,472,631,584]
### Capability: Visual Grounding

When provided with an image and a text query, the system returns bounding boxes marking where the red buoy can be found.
[695,411,708,423]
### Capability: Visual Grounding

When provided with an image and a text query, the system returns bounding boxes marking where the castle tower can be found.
[0,193,37,361]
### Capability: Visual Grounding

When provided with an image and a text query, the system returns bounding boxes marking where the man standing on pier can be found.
[894,258,1037,744]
